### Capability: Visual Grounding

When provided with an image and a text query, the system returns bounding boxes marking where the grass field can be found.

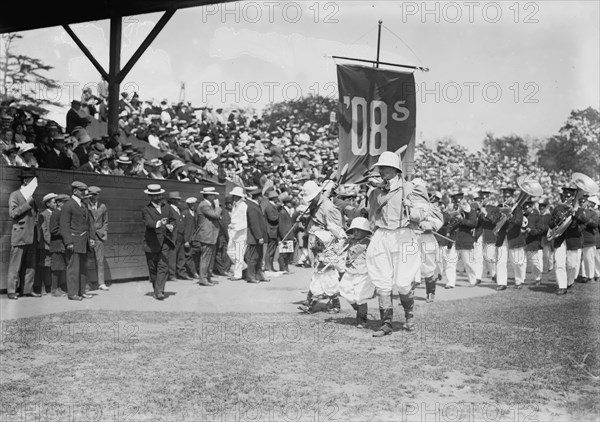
[1,282,599,422]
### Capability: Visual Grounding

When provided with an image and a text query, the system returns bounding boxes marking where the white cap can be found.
[185,197,198,204]
[373,151,402,171]
[230,186,245,197]
[302,181,321,202]
[348,217,372,233]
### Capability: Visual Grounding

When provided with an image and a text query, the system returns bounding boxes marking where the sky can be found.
[5,1,600,151]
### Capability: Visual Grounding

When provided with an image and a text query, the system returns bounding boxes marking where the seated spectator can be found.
[113,155,132,176]
[44,135,73,170]
[129,152,148,177]
[1,145,18,166]
[147,158,165,179]
[13,124,26,143]
[64,137,81,169]
[98,153,112,175]
[15,143,39,168]
[78,151,101,172]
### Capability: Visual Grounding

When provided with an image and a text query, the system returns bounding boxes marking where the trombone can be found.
[547,172,599,241]
[493,176,543,236]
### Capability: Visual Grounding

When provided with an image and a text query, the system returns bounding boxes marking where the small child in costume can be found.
[298,229,346,314]
[338,217,375,328]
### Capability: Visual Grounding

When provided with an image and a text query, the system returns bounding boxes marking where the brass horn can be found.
[493,176,543,236]
[547,172,599,241]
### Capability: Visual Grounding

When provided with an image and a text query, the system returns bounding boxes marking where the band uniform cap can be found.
[201,187,219,195]
[500,186,516,194]
[561,187,577,196]
[87,186,101,195]
[302,180,321,202]
[42,193,58,203]
[348,217,372,234]
[185,197,198,204]
[450,192,464,200]
[71,181,88,190]
[144,184,165,195]
[168,191,182,200]
[373,151,402,171]
[230,186,245,197]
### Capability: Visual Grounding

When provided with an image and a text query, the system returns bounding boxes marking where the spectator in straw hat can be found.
[191,187,222,286]
[142,184,176,300]
[147,158,165,179]
[113,155,131,176]
[166,191,191,280]
[7,168,39,299]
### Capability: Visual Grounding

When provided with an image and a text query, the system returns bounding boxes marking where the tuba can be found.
[493,176,543,236]
[547,173,599,241]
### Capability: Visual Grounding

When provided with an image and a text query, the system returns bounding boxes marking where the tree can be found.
[0,33,61,115]
[537,107,600,178]
[483,132,529,163]
[261,95,337,129]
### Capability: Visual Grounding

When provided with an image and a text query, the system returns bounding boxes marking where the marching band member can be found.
[442,192,479,289]
[540,201,555,279]
[523,200,549,285]
[580,194,599,283]
[550,187,587,295]
[339,217,374,327]
[418,191,444,303]
[297,180,346,314]
[495,195,526,291]
[475,190,499,282]
[366,152,429,337]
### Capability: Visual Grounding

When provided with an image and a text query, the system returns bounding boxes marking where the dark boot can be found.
[356,303,368,328]
[298,291,316,313]
[373,293,393,337]
[328,296,340,314]
[399,291,415,332]
[424,276,436,303]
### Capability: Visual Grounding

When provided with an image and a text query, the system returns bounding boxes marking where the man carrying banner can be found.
[366,152,428,337]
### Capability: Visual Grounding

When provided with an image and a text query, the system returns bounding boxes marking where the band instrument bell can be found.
[493,176,543,236]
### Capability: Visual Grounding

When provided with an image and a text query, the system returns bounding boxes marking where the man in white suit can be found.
[227,186,248,280]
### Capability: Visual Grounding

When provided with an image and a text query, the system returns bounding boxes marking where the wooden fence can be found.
[0,166,227,290]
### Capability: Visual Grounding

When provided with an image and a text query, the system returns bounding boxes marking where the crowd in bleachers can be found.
[0,88,577,206]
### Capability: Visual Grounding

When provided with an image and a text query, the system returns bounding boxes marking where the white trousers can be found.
[227,229,247,279]
[595,249,600,278]
[554,244,582,289]
[309,268,340,297]
[543,244,554,273]
[496,239,526,286]
[526,249,543,282]
[580,246,596,279]
[367,228,421,295]
[442,245,478,287]
[481,243,497,279]
[420,233,439,279]
[339,272,375,305]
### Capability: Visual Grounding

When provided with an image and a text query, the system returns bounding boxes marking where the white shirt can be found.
[72,195,82,207]
[170,204,180,214]
[230,199,248,232]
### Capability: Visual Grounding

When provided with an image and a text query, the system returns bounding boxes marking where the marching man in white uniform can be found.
[366,152,429,337]
[227,186,248,280]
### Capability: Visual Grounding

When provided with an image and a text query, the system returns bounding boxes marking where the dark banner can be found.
[337,64,416,183]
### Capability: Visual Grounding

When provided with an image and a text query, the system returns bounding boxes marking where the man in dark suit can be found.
[245,187,269,283]
[277,193,296,273]
[182,197,199,278]
[7,168,40,300]
[66,100,91,134]
[44,135,74,170]
[142,184,177,300]
[87,186,109,291]
[78,151,101,173]
[60,181,95,300]
[192,188,222,286]
[166,191,191,280]
[263,190,280,272]
[213,196,233,276]
[50,194,69,296]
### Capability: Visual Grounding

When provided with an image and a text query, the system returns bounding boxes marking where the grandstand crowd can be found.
[0,87,575,205]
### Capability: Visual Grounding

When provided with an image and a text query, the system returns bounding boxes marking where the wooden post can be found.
[107,14,122,139]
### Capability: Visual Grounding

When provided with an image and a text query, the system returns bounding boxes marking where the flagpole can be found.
[376,20,382,68]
